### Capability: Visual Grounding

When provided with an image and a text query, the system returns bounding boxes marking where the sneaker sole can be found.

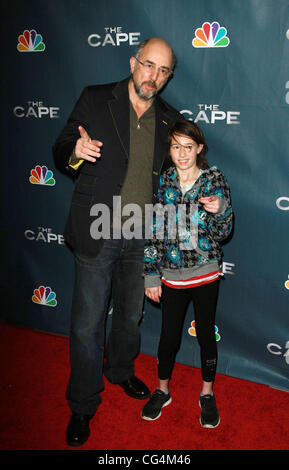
[141,397,172,421]
[199,400,220,429]
[199,416,220,428]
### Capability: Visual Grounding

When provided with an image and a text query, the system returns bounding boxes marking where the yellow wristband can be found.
[68,149,84,169]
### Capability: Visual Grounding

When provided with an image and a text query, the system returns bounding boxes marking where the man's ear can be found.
[130,56,136,74]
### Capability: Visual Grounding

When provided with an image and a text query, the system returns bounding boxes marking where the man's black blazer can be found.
[53,77,183,256]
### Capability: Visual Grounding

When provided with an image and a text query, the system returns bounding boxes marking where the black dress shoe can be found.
[119,375,150,399]
[66,413,92,447]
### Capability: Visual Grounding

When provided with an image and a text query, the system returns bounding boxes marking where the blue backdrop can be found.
[1,0,289,392]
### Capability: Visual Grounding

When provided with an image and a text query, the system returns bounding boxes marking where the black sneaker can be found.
[141,389,172,421]
[199,394,220,428]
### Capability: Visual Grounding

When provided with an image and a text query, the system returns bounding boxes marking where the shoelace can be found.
[150,390,167,403]
[200,395,216,411]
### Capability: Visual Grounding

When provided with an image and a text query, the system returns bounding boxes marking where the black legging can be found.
[158,280,219,382]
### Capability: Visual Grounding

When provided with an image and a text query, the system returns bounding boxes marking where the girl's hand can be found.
[145,286,162,303]
[199,195,220,214]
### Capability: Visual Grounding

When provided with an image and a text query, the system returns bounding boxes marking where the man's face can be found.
[130,40,173,101]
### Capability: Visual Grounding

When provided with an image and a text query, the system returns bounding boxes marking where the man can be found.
[53,37,183,446]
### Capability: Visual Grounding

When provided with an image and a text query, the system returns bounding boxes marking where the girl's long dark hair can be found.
[168,120,209,169]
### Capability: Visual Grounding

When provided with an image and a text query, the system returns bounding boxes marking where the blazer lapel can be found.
[108,79,178,170]
[108,78,130,158]
[153,97,175,172]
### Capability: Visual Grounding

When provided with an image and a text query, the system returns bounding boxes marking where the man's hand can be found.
[198,195,221,214]
[74,126,103,162]
[145,286,162,303]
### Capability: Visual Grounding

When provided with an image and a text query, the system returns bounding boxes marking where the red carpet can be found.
[0,323,288,451]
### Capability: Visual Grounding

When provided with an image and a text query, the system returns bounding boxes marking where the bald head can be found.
[135,38,177,71]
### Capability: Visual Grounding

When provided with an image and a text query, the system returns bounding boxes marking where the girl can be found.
[142,120,233,428]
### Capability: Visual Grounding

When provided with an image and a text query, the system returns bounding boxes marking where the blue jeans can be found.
[66,237,145,416]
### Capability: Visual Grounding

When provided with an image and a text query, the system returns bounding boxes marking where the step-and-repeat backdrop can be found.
[2,0,289,392]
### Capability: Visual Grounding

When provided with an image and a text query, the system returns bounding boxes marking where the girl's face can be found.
[170,134,204,172]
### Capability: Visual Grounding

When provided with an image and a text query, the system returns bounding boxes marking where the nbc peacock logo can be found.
[188,320,221,341]
[29,165,55,186]
[17,29,45,52]
[192,22,230,48]
[32,286,57,307]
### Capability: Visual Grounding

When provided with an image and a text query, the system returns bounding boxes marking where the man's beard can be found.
[133,79,158,101]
